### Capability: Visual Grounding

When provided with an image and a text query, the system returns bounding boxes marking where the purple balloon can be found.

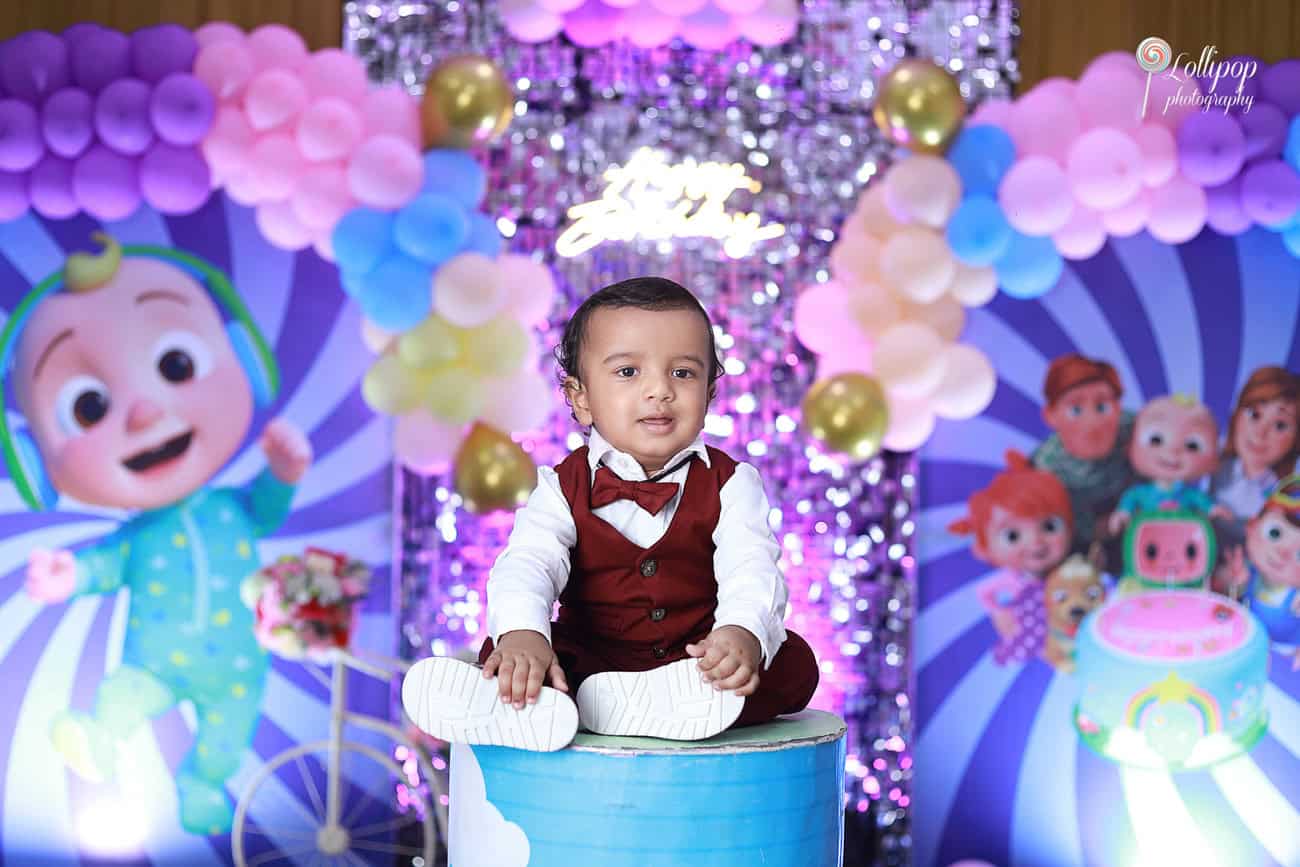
[2,31,69,103]
[95,78,154,156]
[28,154,79,219]
[70,28,131,94]
[1260,60,1300,116]
[1177,112,1246,186]
[0,99,45,172]
[1240,103,1287,163]
[72,143,140,221]
[1205,176,1252,236]
[1197,55,1260,111]
[0,170,28,220]
[130,24,198,85]
[62,23,105,44]
[139,142,211,214]
[149,73,215,146]
[1240,159,1300,227]
[41,87,94,158]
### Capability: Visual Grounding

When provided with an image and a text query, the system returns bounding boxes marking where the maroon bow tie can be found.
[590,466,679,515]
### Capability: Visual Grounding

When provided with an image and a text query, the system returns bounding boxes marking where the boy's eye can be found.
[616,367,636,377]
[672,368,696,378]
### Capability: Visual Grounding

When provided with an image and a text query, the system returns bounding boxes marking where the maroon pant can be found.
[479,624,820,728]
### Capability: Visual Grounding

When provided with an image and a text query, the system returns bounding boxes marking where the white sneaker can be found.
[575,658,744,740]
[401,657,578,752]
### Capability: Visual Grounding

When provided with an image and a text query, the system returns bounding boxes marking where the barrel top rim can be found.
[567,709,847,755]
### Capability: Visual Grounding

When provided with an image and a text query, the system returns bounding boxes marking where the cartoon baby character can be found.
[949,450,1074,662]
[1108,395,1231,535]
[1223,475,1300,668]
[1042,552,1106,672]
[9,235,312,835]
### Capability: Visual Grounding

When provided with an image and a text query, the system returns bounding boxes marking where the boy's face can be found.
[1042,380,1121,460]
[1130,400,1218,483]
[566,305,712,475]
[13,258,254,510]
[1246,508,1300,588]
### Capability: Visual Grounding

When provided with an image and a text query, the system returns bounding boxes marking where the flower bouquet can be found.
[241,547,371,661]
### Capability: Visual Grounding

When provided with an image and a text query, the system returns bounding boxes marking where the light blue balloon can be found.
[947,125,1017,197]
[946,196,1014,266]
[357,254,433,331]
[996,231,1063,299]
[394,193,469,265]
[339,268,368,299]
[422,149,487,209]
[1285,115,1300,173]
[459,211,504,258]
[332,208,395,275]
[1283,224,1300,258]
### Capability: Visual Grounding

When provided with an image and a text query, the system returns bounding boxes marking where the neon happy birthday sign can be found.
[555,147,787,259]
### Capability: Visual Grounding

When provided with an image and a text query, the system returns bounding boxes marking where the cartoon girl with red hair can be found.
[950,451,1076,663]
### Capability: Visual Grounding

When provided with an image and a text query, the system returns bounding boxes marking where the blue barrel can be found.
[448,709,846,867]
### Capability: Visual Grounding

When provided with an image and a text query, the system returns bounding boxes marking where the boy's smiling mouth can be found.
[122,430,194,473]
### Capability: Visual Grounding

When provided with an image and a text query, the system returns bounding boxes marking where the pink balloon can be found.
[1145,70,1201,131]
[1205,177,1251,236]
[140,142,211,214]
[998,156,1073,235]
[201,104,255,183]
[815,344,872,380]
[1007,80,1081,163]
[1133,123,1177,186]
[72,144,141,221]
[394,411,464,475]
[256,199,313,250]
[969,99,1012,129]
[247,132,306,201]
[1053,203,1106,259]
[1083,51,1141,80]
[499,254,557,326]
[195,21,245,47]
[882,391,936,452]
[347,135,423,209]
[302,49,369,103]
[622,3,679,47]
[565,0,624,47]
[1076,63,1144,130]
[1100,188,1150,237]
[312,230,336,263]
[361,86,421,147]
[296,98,364,162]
[29,155,78,219]
[1067,127,1143,210]
[680,5,740,49]
[247,25,308,72]
[793,281,867,355]
[1146,174,1207,244]
[223,169,262,206]
[194,40,256,102]
[291,162,353,230]
[479,369,556,435]
[715,0,764,13]
[501,3,565,42]
[244,68,309,132]
[736,0,798,46]
[536,0,585,12]
[650,0,708,13]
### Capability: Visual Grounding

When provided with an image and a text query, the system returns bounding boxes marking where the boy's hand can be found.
[483,629,569,709]
[27,548,76,603]
[686,625,761,697]
[261,418,313,484]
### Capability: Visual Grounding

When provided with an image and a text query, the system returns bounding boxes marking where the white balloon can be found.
[873,321,947,398]
[394,410,465,474]
[931,343,996,419]
[498,253,557,327]
[882,392,936,452]
[880,227,954,304]
[884,156,962,228]
[479,367,557,433]
[947,263,997,307]
[433,253,509,328]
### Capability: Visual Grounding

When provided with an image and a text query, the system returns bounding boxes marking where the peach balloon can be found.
[434,252,510,328]
[847,282,904,338]
[884,155,961,228]
[947,263,997,307]
[873,321,946,398]
[880,227,954,304]
[904,295,965,342]
[794,280,868,354]
[829,233,882,287]
[1134,124,1177,187]
[882,391,936,452]
[854,183,906,237]
[930,343,996,419]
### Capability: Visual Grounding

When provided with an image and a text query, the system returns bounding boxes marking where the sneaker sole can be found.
[576,658,744,740]
[401,657,578,752]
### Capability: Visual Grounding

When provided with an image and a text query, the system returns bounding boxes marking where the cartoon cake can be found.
[1074,590,1269,771]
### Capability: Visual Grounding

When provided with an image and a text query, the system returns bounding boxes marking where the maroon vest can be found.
[554,445,738,666]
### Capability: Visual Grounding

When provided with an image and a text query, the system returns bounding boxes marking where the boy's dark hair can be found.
[555,276,725,404]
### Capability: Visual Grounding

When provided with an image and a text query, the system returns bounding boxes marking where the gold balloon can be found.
[421,54,514,149]
[801,373,890,460]
[454,423,538,513]
[872,60,966,154]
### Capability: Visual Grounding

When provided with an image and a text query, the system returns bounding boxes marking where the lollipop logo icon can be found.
[1136,36,1173,118]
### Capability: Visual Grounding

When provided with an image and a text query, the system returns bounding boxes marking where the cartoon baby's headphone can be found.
[0,241,280,511]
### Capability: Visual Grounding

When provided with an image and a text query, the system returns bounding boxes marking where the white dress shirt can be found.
[485,427,790,667]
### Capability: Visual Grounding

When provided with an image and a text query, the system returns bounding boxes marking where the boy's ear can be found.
[563,376,593,426]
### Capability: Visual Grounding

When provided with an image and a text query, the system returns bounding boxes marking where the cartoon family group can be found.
[949,353,1300,671]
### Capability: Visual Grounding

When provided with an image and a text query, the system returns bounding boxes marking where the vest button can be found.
[640,559,658,577]
[653,647,667,659]
[650,607,666,622]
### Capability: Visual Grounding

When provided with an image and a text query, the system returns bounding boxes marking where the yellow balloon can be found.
[421,54,514,149]
[801,373,890,460]
[454,422,538,513]
[872,60,966,155]
[426,363,487,424]
[362,353,428,415]
[398,315,464,369]
[461,314,528,377]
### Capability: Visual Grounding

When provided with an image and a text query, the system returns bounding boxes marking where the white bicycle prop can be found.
[232,650,448,866]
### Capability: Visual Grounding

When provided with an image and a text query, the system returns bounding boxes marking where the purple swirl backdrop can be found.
[0,195,393,865]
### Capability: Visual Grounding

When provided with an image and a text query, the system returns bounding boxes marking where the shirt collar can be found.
[586,426,711,481]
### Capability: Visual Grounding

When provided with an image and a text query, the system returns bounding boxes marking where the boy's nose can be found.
[126,399,164,432]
